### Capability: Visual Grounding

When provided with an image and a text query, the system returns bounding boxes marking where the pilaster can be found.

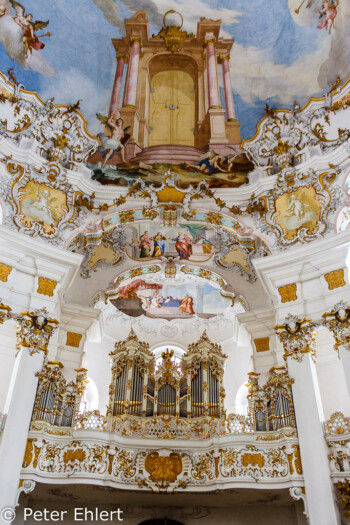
[0,309,58,517]
[275,315,341,525]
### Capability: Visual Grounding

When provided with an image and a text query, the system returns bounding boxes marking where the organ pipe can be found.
[108,332,227,421]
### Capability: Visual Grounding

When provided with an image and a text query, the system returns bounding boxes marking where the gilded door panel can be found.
[149,70,195,146]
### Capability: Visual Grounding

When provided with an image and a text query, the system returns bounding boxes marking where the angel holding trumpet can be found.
[10,0,50,58]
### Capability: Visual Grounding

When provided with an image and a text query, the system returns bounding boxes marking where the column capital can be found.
[129,36,142,47]
[116,53,128,63]
[15,308,59,355]
[217,54,230,63]
[275,315,318,362]
[323,300,350,353]
[204,37,216,47]
[0,300,12,324]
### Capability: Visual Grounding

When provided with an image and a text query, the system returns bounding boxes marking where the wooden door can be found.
[149,70,195,146]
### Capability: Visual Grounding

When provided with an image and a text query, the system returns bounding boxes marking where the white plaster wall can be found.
[315,328,350,419]
[0,322,16,412]
[222,337,253,415]
[84,336,114,414]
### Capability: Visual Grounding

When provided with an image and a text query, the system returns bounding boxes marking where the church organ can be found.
[31,362,87,428]
[107,330,227,420]
[247,367,296,432]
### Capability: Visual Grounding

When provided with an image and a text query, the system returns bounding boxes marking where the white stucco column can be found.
[323,300,350,398]
[276,315,341,525]
[339,347,350,395]
[0,309,58,520]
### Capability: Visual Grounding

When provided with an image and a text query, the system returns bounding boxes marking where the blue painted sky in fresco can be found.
[0,0,344,139]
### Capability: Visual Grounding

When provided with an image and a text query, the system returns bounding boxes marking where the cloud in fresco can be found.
[92,0,124,31]
[93,0,241,34]
[230,35,331,105]
[40,67,112,136]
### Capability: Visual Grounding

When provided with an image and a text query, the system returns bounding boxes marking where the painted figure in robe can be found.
[152,233,166,257]
[172,232,192,258]
[139,231,152,258]
[179,295,195,314]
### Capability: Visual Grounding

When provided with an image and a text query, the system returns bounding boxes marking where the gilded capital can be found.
[117,53,128,63]
[15,308,59,355]
[130,36,142,47]
[323,301,350,353]
[217,54,230,63]
[0,301,12,324]
[275,315,318,362]
[204,37,216,47]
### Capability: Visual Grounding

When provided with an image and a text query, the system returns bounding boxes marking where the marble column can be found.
[323,300,350,397]
[0,309,58,518]
[218,54,236,120]
[123,38,141,108]
[276,315,341,525]
[108,54,126,117]
[205,39,220,109]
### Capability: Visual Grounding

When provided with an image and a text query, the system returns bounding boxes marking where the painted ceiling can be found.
[0,0,348,140]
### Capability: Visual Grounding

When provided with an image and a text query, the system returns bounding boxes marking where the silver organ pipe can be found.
[108,334,228,424]
[248,368,296,432]
[113,358,128,416]
[32,363,86,428]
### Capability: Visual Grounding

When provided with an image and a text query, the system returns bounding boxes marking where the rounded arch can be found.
[235,382,249,415]
[83,376,99,412]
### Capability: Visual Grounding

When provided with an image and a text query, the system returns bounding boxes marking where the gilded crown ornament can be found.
[155,10,194,53]
[323,301,350,354]
[15,308,59,355]
[275,314,318,362]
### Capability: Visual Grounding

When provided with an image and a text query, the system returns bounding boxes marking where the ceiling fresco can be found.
[0,0,348,141]
[0,0,349,328]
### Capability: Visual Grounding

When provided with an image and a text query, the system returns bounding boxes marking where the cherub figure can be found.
[317,0,339,34]
[96,113,131,168]
[10,0,49,58]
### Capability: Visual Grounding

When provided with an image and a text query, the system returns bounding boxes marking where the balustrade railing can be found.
[73,410,254,439]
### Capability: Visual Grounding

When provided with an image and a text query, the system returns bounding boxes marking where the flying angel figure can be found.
[0,0,54,76]
[10,0,49,58]
[96,113,131,168]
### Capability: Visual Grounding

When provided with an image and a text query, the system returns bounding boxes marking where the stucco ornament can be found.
[15,308,59,355]
[275,314,318,362]
[0,75,97,169]
[0,300,12,324]
[323,301,350,353]
[243,99,350,174]
[2,161,80,242]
